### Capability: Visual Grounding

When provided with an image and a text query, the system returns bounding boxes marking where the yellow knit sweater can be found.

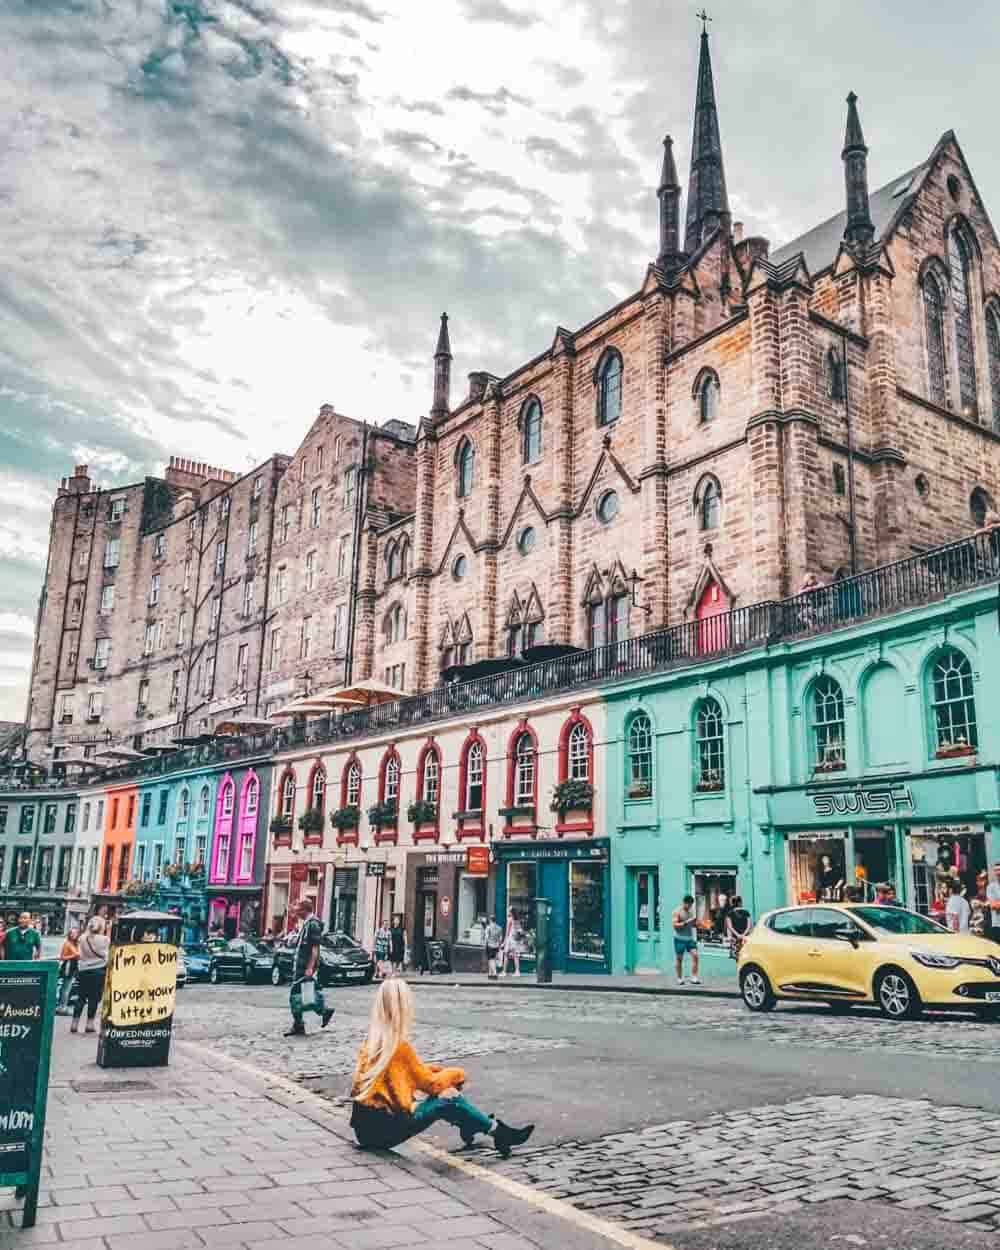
[352,1040,465,1115]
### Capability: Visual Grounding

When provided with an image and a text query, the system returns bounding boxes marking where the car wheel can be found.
[209,964,220,985]
[875,967,922,1021]
[271,964,283,987]
[740,965,776,1013]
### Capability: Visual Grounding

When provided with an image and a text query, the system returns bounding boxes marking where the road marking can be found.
[175,1040,672,1250]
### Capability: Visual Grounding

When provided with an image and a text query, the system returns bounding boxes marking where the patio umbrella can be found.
[520,644,583,664]
[324,677,405,706]
[95,745,147,761]
[213,718,276,736]
[440,657,526,683]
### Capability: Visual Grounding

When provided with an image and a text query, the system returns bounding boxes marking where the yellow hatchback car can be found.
[738,903,1000,1021]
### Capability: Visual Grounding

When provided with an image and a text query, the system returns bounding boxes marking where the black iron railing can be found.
[66,528,1000,787]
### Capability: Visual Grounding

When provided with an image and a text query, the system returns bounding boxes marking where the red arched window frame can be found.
[337,753,362,846]
[274,767,296,845]
[456,729,487,842]
[556,708,595,835]
[503,719,539,837]
[413,739,441,843]
[375,746,401,845]
[305,759,326,845]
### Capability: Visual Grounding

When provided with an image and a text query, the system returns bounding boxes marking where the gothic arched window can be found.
[456,439,475,498]
[697,476,721,531]
[826,348,844,401]
[971,486,992,529]
[698,372,720,422]
[521,398,543,464]
[923,271,948,408]
[627,713,653,798]
[567,721,590,782]
[513,731,535,806]
[810,676,846,771]
[987,305,1000,432]
[928,648,977,752]
[694,698,725,789]
[310,765,326,815]
[949,227,978,416]
[596,350,623,426]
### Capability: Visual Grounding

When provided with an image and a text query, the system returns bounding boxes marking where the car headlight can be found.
[910,949,961,969]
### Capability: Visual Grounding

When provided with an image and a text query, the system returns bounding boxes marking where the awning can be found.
[321,678,405,706]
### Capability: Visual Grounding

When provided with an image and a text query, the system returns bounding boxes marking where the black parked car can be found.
[208,938,275,985]
[270,931,374,987]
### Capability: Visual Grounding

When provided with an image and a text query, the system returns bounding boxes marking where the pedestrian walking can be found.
[389,913,406,976]
[483,915,503,980]
[285,898,334,1037]
[374,920,392,980]
[56,927,81,1013]
[71,917,109,1035]
[945,879,971,933]
[499,907,523,977]
[350,978,534,1156]
[672,894,701,985]
[4,912,41,961]
[725,896,752,960]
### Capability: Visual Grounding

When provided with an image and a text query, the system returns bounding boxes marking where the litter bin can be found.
[97,910,183,1069]
[534,897,553,984]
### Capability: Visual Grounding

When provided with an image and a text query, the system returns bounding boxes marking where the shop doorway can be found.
[628,867,661,971]
[853,828,896,901]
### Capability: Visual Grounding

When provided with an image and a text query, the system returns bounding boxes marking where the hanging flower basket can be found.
[270,815,293,836]
[407,799,438,826]
[367,800,398,830]
[298,807,324,834]
[551,780,594,815]
[330,805,360,832]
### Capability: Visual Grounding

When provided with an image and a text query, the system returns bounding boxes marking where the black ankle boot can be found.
[492,1120,534,1158]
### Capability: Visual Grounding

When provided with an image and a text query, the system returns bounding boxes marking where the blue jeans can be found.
[289,977,327,1024]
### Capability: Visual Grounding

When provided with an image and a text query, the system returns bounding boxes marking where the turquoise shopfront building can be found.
[603,550,1000,980]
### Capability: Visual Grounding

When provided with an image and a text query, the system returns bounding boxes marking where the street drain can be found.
[71,1079,157,1094]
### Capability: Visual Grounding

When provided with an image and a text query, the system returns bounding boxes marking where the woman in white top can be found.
[71,916,110,1034]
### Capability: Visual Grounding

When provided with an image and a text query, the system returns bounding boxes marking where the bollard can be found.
[534,897,553,984]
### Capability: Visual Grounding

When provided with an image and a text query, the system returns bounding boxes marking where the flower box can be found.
[627,782,652,800]
[330,805,360,833]
[813,760,846,774]
[407,799,438,826]
[551,780,594,816]
[367,800,398,830]
[695,781,723,793]
[935,742,976,759]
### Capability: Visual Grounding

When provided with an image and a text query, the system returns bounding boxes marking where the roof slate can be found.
[770,160,928,273]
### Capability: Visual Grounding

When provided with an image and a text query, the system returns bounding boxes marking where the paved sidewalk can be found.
[0,1023,620,1250]
[405,971,741,999]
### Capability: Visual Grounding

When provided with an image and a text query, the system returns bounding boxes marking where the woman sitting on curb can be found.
[350,979,534,1157]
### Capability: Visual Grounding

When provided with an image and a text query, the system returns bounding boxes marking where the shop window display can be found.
[787,835,846,904]
[506,861,537,955]
[691,868,738,946]
[569,862,605,959]
[457,871,488,945]
[909,830,988,917]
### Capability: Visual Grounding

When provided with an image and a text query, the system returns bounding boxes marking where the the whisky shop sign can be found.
[808,783,915,818]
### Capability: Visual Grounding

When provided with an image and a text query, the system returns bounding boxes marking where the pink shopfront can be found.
[206,765,270,939]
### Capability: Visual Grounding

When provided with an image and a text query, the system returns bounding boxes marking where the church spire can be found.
[657,135,684,272]
[684,21,730,255]
[430,312,452,421]
[842,91,875,248]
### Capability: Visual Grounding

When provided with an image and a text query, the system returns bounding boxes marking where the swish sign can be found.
[809,784,914,818]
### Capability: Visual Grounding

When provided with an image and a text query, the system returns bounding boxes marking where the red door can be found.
[696,580,729,653]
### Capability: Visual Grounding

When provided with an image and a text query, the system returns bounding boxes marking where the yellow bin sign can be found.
[98,911,182,1068]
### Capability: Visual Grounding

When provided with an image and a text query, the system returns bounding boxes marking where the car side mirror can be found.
[834,925,860,948]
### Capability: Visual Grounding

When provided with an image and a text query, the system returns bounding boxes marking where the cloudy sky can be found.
[1,0,998,721]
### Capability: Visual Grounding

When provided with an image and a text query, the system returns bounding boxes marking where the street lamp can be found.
[628,569,653,618]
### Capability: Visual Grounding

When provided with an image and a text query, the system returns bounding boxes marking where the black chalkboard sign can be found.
[0,960,57,1229]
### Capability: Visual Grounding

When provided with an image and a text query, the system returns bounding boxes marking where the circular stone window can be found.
[596,489,619,524]
[947,174,962,202]
[452,553,467,581]
[517,526,536,555]
[915,473,930,500]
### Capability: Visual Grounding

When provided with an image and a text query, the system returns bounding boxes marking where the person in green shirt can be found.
[5,912,41,961]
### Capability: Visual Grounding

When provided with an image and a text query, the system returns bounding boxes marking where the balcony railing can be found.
[73,529,1000,787]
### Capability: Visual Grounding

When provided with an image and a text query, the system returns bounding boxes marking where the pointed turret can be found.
[684,26,730,255]
[657,135,685,272]
[430,312,452,421]
[842,91,875,248]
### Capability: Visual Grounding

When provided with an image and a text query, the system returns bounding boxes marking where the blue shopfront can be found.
[494,838,611,974]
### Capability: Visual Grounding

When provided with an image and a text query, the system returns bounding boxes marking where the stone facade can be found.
[26,33,1000,780]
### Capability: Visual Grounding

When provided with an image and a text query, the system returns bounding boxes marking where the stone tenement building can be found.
[27,30,1000,762]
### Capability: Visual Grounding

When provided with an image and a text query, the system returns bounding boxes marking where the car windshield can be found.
[851,906,949,936]
[183,945,210,957]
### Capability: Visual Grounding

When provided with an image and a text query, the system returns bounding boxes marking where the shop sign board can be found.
[366,862,386,877]
[788,830,846,842]
[501,840,609,864]
[0,960,57,1228]
[465,846,489,876]
[808,783,914,817]
[424,851,467,865]
[98,912,181,1069]
[907,822,985,838]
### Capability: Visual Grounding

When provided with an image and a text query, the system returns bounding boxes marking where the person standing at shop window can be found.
[483,915,503,980]
[284,898,334,1038]
[389,913,406,976]
[986,863,1000,944]
[945,880,971,934]
[672,895,701,986]
[725,897,752,960]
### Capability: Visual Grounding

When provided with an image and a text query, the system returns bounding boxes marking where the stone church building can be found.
[25,30,1000,763]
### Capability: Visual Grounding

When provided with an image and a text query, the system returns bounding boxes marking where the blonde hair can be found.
[354,978,414,1101]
